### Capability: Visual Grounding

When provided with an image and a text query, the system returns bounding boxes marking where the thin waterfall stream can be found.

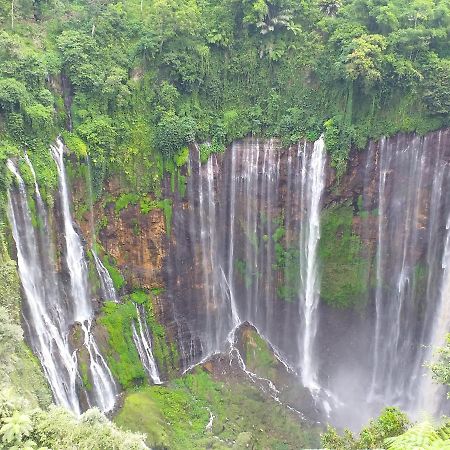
[51,138,117,413]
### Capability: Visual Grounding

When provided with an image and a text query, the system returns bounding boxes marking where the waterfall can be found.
[173,138,327,396]
[131,303,162,384]
[297,137,326,391]
[362,132,450,419]
[92,249,118,302]
[416,211,450,414]
[7,159,81,413]
[84,156,118,303]
[51,138,117,412]
[169,131,450,423]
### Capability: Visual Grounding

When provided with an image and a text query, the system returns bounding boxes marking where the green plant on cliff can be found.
[319,203,369,308]
[102,255,125,291]
[242,328,278,381]
[57,287,177,393]
[2,0,450,204]
[271,218,301,302]
[99,301,146,388]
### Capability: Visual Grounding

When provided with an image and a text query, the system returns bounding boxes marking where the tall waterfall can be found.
[85,156,118,303]
[51,138,117,412]
[7,140,118,414]
[363,133,450,417]
[7,159,80,413]
[168,137,327,396]
[168,130,450,424]
[297,138,326,390]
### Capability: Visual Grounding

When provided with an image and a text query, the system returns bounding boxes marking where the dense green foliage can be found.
[322,407,410,449]
[323,409,450,450]
[99,290,179,388]
[115,368,320,449]
[385,421,450,449]
[429,333,450,397]
[0,393,147,449]
[99,300,146,388]
[2,0,450,202]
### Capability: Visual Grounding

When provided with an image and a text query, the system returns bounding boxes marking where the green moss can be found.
[62,132,88,158]
[173,146,189,167]
[270,219,300,302]
[131,290,179,377]
[178,174,187,198]
[160,198,173,237]
[79,358,93,391]
[102,255,125,291]
[99,301,146,388]
[319,203,370,308]
[243,329,278,381]
[115,193,140,213]
[235,258,253,288]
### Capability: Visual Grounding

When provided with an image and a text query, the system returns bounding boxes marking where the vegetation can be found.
[115,368,320,449]
[430,334,450,397]
[322,407,410,449]
[3,0,450,446]
[0,392,147,449]
[130,290,179,377]
[1,0,450,211]
[319,202,370,308]
[99,288,178,387]
[102,254,125,291]
[99,300,146,388]
[322,407,450,449]
[241,328,279,380]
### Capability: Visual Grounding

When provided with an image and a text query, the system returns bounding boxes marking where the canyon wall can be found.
[7,129,450,429]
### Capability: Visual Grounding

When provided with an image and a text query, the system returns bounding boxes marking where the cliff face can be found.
[69,129,450,426]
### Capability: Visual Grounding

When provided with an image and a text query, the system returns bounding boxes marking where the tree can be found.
[321,407,410,449]
[342,34,387,85]
[0,411,32,445]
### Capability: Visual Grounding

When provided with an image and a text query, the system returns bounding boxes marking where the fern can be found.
[385,421,448,450]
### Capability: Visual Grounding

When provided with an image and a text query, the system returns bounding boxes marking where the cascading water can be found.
[363,133,450,419]
[168,137,327,402]
[7,159,80,413]
[416,211,450,415]
[297,137,326,391]
[168,130,450,425]
[92,250,118,302]
[51,138,117,412]
[132,303,162,384]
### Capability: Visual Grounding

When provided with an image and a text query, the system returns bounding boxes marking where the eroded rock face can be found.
[69,129,450,426]
[74,177,166,292]
[99,202,165,291]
